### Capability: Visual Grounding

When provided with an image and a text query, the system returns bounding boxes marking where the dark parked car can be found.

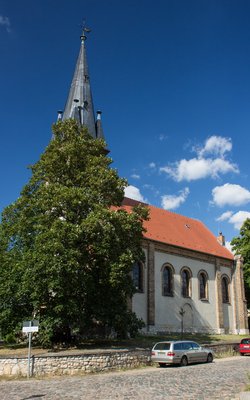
[151,340,214,367]
[239,338,250,356]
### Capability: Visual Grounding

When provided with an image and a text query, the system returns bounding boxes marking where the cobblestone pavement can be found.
[0,357,250,400]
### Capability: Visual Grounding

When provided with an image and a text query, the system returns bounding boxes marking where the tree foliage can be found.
[0,120,148,346]
[231,218,250,307]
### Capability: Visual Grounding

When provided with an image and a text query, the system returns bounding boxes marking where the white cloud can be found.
[160,158,238,182]
[0,15,11,32]
[161,187,190,210]
[228,211,250,229]
[159,134,168,141]
[160,135,238,182]
[216,209,250,230]
[124,185,146,202]
[225,241,234,253]
[149,162,156,168]
[212,183,250,207]
[216,211,233,222]
[198,136,232,157]
[131,174,140,179]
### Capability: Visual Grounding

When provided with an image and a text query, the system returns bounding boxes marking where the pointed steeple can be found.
[62,29,104,140]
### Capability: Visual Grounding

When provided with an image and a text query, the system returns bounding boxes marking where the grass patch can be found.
[214,349,237,358]
[0,332,243,357]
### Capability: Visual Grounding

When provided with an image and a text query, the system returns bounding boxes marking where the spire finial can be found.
[80,20,91,43]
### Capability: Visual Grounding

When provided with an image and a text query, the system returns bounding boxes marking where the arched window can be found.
[132,262,143,292]
[198,271,208,300]
[222,275,230,303]
[162,264,174,296]
[181,268,192,298]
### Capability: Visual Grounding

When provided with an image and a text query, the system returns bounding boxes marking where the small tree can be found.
[231,218,250,307]
[0,120,148,346]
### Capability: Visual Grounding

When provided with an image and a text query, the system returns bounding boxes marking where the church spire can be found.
[62,28,104,140]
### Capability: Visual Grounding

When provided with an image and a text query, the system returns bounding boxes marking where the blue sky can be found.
[1,0,250,247]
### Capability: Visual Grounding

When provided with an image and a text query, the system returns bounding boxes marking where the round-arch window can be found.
[162,266,173,296]
[132,262,143,292]
[222,276,230,303]
[199,272,208,300]
[181,269,191,298]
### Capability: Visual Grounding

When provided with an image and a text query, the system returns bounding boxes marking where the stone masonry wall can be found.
[0,349,151,377]
[0,343,239,377]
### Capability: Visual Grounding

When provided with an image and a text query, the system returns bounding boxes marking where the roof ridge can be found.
[147,202,202,223]
[121,197,233,260]
[123,197,201,222]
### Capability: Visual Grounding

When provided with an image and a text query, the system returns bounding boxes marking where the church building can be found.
[59,30,249,335]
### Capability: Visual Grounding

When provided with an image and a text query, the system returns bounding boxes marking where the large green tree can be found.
[0,120,148,346]
[231,218,250,307]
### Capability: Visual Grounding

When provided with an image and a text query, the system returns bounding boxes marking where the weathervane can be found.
[80,19,91,42]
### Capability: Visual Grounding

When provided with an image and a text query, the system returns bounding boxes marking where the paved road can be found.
[1,356,250,400]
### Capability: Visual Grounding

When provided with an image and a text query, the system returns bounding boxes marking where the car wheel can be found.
[240,353,245,356]
[207,353,213,363]
[180,356,188,367]
[159,363,166,367]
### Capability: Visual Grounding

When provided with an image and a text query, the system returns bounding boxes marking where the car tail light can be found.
[151,351,155,356]
[167,352,175,357]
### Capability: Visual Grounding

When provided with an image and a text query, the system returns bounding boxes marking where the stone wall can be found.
[206,342,238,354]
[0,349,151,377]
[0,343,240,377]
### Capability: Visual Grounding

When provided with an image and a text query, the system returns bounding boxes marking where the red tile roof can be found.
[121,198,234,261]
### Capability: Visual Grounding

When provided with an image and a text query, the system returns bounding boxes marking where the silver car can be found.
[151,340,214,367]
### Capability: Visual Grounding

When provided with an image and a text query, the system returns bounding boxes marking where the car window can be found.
[154,342,171,350]
[241,339,250,344]
[173,342,183,350]
[191,342,200,350]
[182,342,192,350]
